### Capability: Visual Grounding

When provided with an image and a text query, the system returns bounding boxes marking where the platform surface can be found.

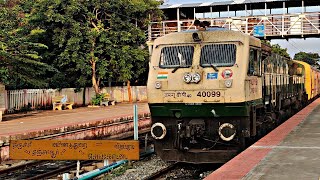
[206,98,320,180]
[0,103,149,137]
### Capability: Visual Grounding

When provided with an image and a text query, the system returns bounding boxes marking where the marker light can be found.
[222,69,233,79]
[183,73,192,83]
[155,81,162,89]
[192,73,201,83]
[225,79,232,88]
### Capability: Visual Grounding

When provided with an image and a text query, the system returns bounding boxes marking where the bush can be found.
[91,93,105,105]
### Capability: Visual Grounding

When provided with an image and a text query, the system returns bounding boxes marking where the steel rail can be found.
[0,118,150,147]
[143,163,179,180]
[0,128,151,180]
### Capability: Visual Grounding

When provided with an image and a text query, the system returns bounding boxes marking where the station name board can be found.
[10,140,139,160]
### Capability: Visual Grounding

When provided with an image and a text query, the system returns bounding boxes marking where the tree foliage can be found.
[0,0,54,89]
[28,0,161,93]
[294,51,320,65]
[262,41,290,58]
[271,44,290,58]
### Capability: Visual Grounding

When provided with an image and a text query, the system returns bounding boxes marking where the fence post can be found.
[133,104,138,140]
[76,160,80,178]
[0,84,5,121]
[23,89,28,107]
[104,160,109,166]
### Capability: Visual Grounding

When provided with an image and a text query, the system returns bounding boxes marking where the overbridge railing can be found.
[149,12,320,40]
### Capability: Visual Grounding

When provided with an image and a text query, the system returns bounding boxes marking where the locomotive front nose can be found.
[151,123,167,140]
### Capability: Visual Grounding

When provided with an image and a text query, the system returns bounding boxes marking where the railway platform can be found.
[0,103,150,162]
[206,98,320,180]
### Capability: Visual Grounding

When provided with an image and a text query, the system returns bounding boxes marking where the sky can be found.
[165,0,320,58]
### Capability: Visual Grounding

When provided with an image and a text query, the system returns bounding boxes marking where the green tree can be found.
[294,52,320,65]
[271,44,290,58]
[28,0,161,93]
[262,41,290,58]
[0,0,54,89]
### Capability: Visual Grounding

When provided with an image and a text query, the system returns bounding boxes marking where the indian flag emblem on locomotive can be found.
[157,72,168,79]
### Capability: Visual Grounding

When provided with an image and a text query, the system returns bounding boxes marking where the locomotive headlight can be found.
[224,79,233,88]
[192,73,201,83]
[151,123,167,140]
[155,81,162,89]
[218,123,236,141]
[183,73,192,83]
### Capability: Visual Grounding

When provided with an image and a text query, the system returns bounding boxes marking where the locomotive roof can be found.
[154,29,260,47]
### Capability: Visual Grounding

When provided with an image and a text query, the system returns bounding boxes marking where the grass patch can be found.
[103,162,133,180]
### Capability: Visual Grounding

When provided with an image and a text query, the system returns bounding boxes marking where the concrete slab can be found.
[244,105,320,180]
[206,98,320,180]
[0,103,151,162]
[0,103,149,138]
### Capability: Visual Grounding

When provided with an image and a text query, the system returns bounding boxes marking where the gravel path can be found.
[101,155,218,180]
[104,154,170,180]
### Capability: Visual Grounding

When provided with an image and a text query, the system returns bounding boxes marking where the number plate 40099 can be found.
[197,91,221,98]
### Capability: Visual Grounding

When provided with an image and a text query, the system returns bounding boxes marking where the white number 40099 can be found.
[197,91,221,97]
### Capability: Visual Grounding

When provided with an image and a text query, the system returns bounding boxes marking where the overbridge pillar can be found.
[177,8,181,32]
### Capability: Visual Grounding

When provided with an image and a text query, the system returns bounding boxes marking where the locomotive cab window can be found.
[159,46,194,68]
[200,44,236,67]
[248,48,261,76]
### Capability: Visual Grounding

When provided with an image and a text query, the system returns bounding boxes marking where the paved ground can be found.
[0,103,149,136]
[206,98,320,180]
[244,104,320,180]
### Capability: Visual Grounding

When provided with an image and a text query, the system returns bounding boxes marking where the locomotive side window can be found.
[159,46,194,68]
[200,44,236,67]
[248,48,261,76]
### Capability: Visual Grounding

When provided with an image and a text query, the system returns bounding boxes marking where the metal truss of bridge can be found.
[148,0,320,41]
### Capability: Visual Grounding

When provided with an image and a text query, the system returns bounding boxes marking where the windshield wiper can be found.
[172,66,188,73]
[210,64,219,72]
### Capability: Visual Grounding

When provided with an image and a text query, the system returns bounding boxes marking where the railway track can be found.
[0,129,151,180]
[0,118,150,148]
[143,162,178,180]
[144,163,222,180]
[0,117,150,163]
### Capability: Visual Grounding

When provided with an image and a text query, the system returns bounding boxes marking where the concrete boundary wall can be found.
[4,86,147,114]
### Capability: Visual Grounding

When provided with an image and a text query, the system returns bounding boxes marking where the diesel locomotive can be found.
[147,27,320,163]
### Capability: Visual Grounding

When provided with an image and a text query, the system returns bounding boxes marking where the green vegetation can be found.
[0,0,55,89]
[103,163,133,179]
[2,1,319,91]
[271,44,290,58]
[91,93,106,106]
[263,40,320,65]
[262,40,290,58]
[294,52,320,65]
[0,0,161,91]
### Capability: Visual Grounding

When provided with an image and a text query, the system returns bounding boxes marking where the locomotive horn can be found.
[192,32,201,42]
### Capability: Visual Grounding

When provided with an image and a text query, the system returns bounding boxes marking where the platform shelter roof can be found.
[160,0,319,10]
